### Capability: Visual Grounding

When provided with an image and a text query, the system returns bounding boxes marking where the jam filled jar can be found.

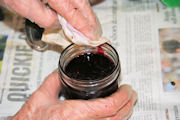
[58,43,121,100]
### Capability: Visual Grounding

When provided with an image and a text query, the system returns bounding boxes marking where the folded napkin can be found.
[42,15,109,48]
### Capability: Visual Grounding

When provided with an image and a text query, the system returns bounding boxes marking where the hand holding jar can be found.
[11,71,137,120]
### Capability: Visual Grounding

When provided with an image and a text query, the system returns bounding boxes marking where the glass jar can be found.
[58,43,121,100]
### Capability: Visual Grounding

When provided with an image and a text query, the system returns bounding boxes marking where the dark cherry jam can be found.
[61,78,118,100]
[65,52,115,80]
[60,52,119,100]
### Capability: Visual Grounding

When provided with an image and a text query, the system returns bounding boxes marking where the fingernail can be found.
[124,109,133,120]
[52,68,59,73]
[121,84,132,93]
[51,20,61,29]
[41,7,58,28]
[125,86,133,100]
[86,29,97,40]
[118,85,133,102]
[132,91,138,105]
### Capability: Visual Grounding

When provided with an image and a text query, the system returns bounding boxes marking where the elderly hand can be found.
[12,71,137,120]
[0,0,99,40]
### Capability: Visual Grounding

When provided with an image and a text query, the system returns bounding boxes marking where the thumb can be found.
[84,85,133,119]
[65,85,133,119]
[38,70,61,98]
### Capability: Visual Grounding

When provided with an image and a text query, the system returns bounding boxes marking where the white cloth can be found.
[42,15,109,48]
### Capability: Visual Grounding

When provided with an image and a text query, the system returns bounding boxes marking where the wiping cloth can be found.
[41,15,109,48]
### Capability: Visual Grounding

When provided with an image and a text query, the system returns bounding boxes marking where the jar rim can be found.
[59,43,121,85]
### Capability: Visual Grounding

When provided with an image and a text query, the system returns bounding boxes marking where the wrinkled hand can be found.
[0,0,99,40]
[12,71,137,120]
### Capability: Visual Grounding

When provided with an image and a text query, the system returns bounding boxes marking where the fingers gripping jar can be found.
[59,43,121,100]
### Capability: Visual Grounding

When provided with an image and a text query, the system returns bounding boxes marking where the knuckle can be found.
[5,0,13,6]
[48,0,59,4]
[133,90,138,100]
[69,9,80,23]
[39,18,56,28]
[126,100,134,110]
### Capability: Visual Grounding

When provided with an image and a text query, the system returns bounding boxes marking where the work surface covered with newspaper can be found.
[0,0,180,119]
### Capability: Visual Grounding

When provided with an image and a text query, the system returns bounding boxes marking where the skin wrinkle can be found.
[102,98,119,116]
[59,101,82,120]
[25,100,38,119]
[111,92,131,112]
[7,0,33,22]
[5,0,30,16]
[39,85,52,99]
[124,109,133,120]
[118,103,134,120]
[29,0,56,27]
[15,101,35,120]
[68,6,85,26]
[36,104,51,120]
[28,104,36,117]
[96,103,134,120]
[40,81,56,98]
[4,0,57,27]
[84,101,101,118]
[48,0,71,17]
[60,100,92,120]
[37,101,65,120]
[72,0,89,19]
[40,6,57,27]
[27,0,38,23]
[108,86,133,111]
[71,0,99,40]
[66,7,90,32]
[46,104,63,120]
[113,92,137,120]
[0,0,4,5]
[38,72,61,98]
[30,91,48,107]
[41,0,48,3]
[32,106,43,120]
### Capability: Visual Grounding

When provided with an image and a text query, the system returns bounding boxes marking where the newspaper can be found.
[0,0,180,119]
